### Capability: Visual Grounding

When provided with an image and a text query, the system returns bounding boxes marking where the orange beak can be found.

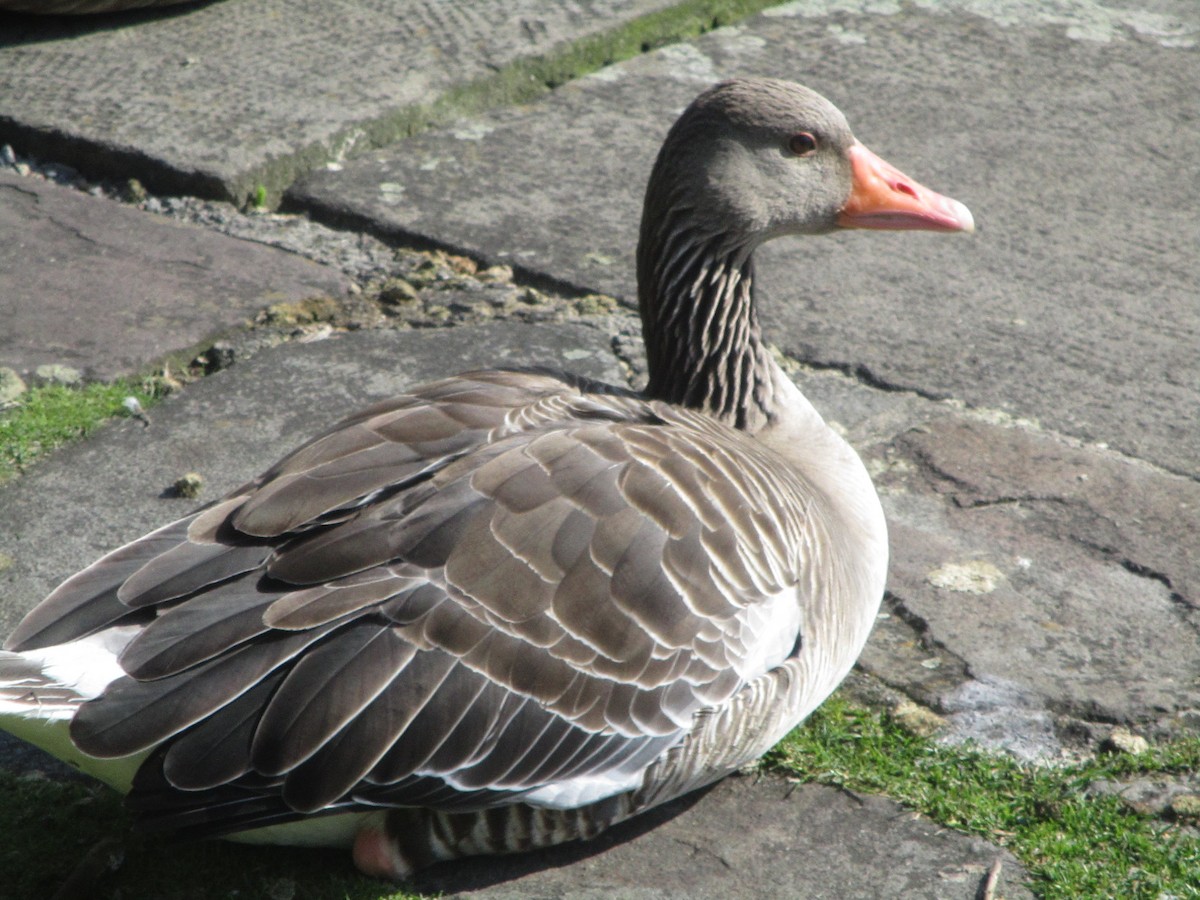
[837,142,975,233]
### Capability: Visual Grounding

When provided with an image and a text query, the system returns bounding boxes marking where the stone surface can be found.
[291,0,1200,480]
[872,415,1200,747]
[872,419,1200,751]
[0,172,348,380]
[893,417,1200,606]
[0,0,687,201]
[412,775,1033,899]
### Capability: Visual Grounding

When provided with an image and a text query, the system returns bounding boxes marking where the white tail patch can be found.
[0,628,146,792]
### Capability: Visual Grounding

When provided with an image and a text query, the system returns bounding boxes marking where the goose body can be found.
[0,79,972,879]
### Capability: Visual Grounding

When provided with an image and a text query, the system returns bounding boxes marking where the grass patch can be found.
[764,695,1200,899]
[0,379,163,482]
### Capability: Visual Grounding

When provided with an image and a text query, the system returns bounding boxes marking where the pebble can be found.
[1169,794,1200,820]
[122,179,148,203]
[1101,726,1150,755]
[1,144,16,167]
[890,700,946,738]
[202,342,237,374]
[41,162,80,186]
[0,367,27,406]
[172,472,204,500]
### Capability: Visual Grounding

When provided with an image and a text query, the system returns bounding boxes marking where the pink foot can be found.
[352,824,413,880]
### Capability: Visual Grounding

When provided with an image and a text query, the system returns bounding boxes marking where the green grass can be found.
[764,695,1200,900]
[0,379,163,482]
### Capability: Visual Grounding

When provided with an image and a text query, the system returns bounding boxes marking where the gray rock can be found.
[1088,775,1200,817]
[873,415,1200,745]
[1101,727,1151,756]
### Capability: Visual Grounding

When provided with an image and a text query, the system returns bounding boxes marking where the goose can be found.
[0,78,972,880]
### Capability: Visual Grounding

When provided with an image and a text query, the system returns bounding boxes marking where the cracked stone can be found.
[895,417,1200,607]
[857,596,971,710]
[859,412,1200,751]
[879,485,1199,750]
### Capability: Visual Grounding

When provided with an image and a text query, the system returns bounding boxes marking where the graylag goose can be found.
[0,78,972,879]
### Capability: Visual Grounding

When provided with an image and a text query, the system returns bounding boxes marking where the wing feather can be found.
[251,622,417,776]
[70,627,334,758]
[162,670,287,790]
[4,518,192,650]
[119,577,275,678]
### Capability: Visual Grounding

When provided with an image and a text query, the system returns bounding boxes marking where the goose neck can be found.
[637,227,778,432]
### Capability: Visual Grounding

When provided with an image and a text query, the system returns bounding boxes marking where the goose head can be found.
[640,78,973,249]
[636,78,973,428]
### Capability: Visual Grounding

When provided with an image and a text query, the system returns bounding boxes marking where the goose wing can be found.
[5,370,815,837]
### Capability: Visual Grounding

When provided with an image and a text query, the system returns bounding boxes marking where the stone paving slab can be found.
[0,171,348,380]
[0,323,1036,897]
[417,775,1032,899]
[290,0,1200,480]
[0,0,691,203]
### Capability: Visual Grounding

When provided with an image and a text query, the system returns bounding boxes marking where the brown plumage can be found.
[0,78,973,879]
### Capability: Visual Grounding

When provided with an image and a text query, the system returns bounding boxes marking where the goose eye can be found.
[788,132,817,156]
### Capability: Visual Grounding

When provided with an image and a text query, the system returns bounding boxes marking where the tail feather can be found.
[0,636,147,792]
